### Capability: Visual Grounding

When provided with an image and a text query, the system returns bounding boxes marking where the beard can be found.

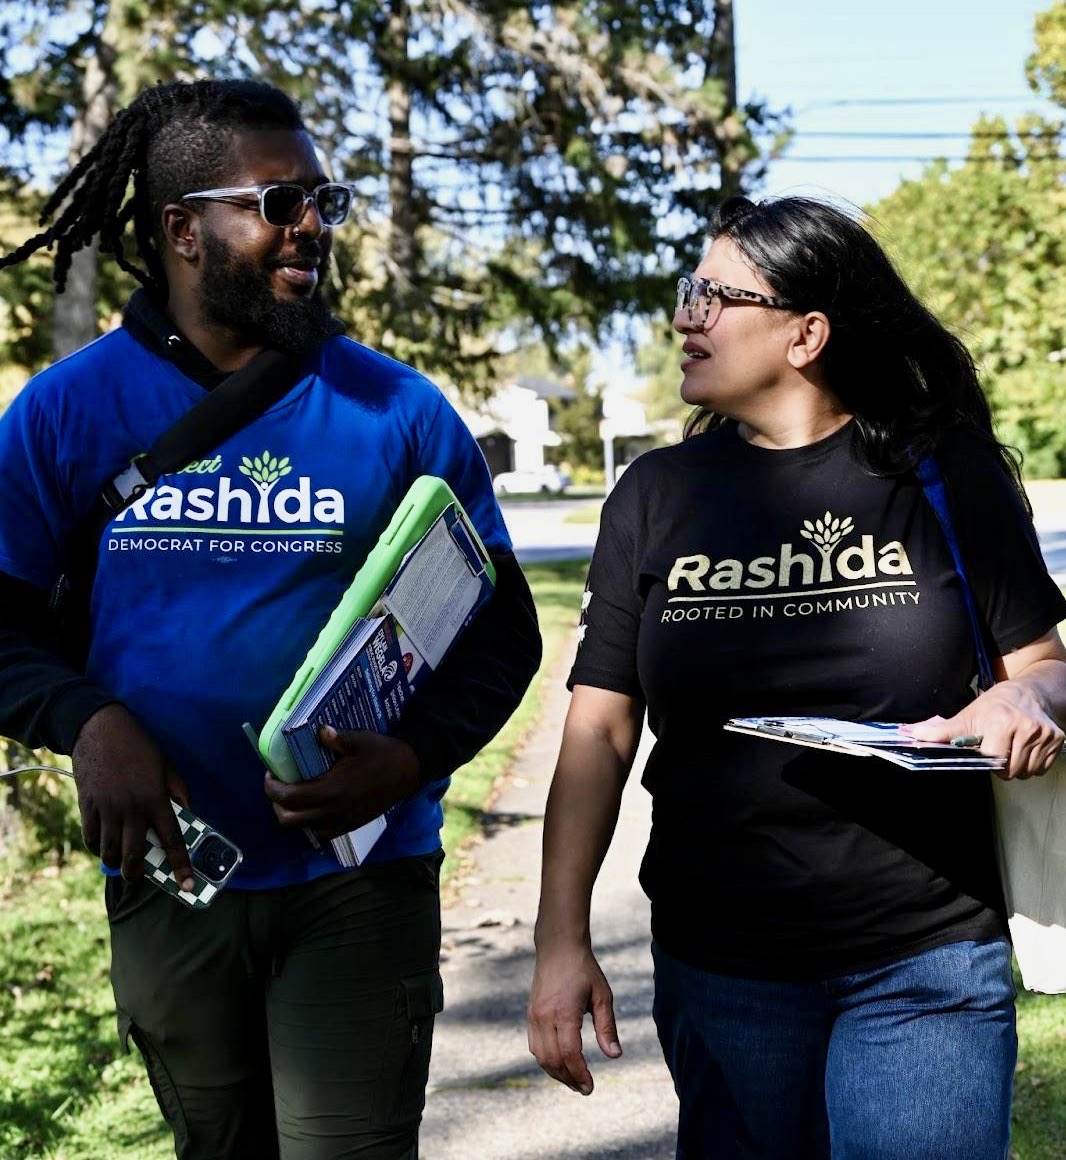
[197,229,344,356]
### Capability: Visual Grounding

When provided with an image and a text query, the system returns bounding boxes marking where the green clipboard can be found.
[249,475,497,784]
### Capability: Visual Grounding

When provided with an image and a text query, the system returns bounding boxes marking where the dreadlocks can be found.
[0,79,305,297]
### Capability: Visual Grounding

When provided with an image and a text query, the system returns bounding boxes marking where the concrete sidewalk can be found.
[420,640,676,1160]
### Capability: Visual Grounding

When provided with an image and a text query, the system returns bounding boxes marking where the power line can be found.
[797,130,1064,141]
[777,153,1065,164]
[797,96,1055,112]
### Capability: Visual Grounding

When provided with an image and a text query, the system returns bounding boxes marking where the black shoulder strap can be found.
[102,348,302,513]
[49,347,305,666]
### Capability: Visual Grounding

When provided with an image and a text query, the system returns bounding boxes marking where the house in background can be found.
[452,378,563,478]
[455,374,669,489]
[600,391,672,490]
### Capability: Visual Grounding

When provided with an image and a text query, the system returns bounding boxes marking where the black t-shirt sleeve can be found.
[939,433,1066,654]
[568,465,645,696]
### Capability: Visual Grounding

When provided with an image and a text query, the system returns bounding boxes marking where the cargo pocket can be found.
[371,968,445,1127]
[118,1012,191,1147]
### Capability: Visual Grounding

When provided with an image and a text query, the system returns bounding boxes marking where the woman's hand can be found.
[527,941,622,1096]
[906,630,1066,780]
[906,687,1063,779]
[527,685,642,1094]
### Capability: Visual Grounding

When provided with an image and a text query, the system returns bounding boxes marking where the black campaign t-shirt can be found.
[571,421,1066,979]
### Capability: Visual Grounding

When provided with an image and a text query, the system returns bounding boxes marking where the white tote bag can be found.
[919,456,1066,992]
[991,760,1066,993]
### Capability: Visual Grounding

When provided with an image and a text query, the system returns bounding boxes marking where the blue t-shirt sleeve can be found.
[413,391,512,554]
[0,384,75,591]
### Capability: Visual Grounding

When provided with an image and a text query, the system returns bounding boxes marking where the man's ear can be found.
[786,311,831,371]
[161,204,201,264]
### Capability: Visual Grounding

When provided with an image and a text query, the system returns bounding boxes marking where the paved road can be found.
[504,499,601,565]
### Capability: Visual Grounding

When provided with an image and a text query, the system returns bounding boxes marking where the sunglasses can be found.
[181,182,353,228]
[675,275,794,328]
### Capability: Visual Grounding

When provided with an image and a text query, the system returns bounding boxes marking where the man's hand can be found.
[71,703,194,889]
[263,727,420,838]
[527,943,622,1096]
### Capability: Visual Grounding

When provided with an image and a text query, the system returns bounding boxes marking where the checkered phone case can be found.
[144,801,243,910]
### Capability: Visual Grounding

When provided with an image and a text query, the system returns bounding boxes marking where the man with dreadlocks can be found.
[0,79,540,1159]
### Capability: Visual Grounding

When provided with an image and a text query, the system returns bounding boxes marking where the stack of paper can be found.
[724,716,1006,772]
[282,616,426,779]
[277,503,494,866]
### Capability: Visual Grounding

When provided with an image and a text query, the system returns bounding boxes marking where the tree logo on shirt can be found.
[239,452,293,523]
[667,511,913,594]
[799,511,855,582]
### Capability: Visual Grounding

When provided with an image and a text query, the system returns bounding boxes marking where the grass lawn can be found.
[0,558,588,1160]
[562,500,604,526]
[1013,979,1066,1159]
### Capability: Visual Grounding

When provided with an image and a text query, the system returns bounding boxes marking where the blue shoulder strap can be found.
[916,455,996,691]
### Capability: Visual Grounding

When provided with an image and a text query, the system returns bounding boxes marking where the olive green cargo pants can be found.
[106,852,444,1160]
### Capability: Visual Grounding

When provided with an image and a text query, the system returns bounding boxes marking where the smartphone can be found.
[143,800,243,910]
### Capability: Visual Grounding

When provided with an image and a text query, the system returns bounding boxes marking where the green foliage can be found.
[0,741,80,870]
[868,106,1066,476]
[1027,0,1066,106]
[0,182,54,374]
[548,387,604,471]
[0,179,135,375]
[629,0,1066,473]
[635,315,692,427]
[989,362,1066,479]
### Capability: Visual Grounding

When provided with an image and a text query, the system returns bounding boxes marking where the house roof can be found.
[515,375,577,402]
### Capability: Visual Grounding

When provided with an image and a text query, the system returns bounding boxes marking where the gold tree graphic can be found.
[238,451,293,521]
[799,510,854,581]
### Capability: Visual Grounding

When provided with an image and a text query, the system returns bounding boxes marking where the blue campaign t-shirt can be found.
[0,328,510,887]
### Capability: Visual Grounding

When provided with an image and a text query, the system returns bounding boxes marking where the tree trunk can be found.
[52,40,117,359]
[709,0,742,201]
[385,0,416,303]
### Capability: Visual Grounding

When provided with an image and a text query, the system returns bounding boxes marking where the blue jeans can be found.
[652,938,1016,1160]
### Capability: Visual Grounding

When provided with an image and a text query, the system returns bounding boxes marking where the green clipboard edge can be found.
[252,475,497,783]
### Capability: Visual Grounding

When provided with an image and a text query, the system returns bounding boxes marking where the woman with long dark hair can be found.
[527,196,1066,1160]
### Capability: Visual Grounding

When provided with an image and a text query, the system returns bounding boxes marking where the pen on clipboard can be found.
[761,719,833,744]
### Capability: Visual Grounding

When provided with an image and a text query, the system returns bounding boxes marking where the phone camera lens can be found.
[190,835,239,883]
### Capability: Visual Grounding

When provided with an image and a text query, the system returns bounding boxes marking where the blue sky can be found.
[736,0,1061,208]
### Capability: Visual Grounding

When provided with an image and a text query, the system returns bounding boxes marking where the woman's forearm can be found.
[534,686,644,951]
[997,658,1066,728]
